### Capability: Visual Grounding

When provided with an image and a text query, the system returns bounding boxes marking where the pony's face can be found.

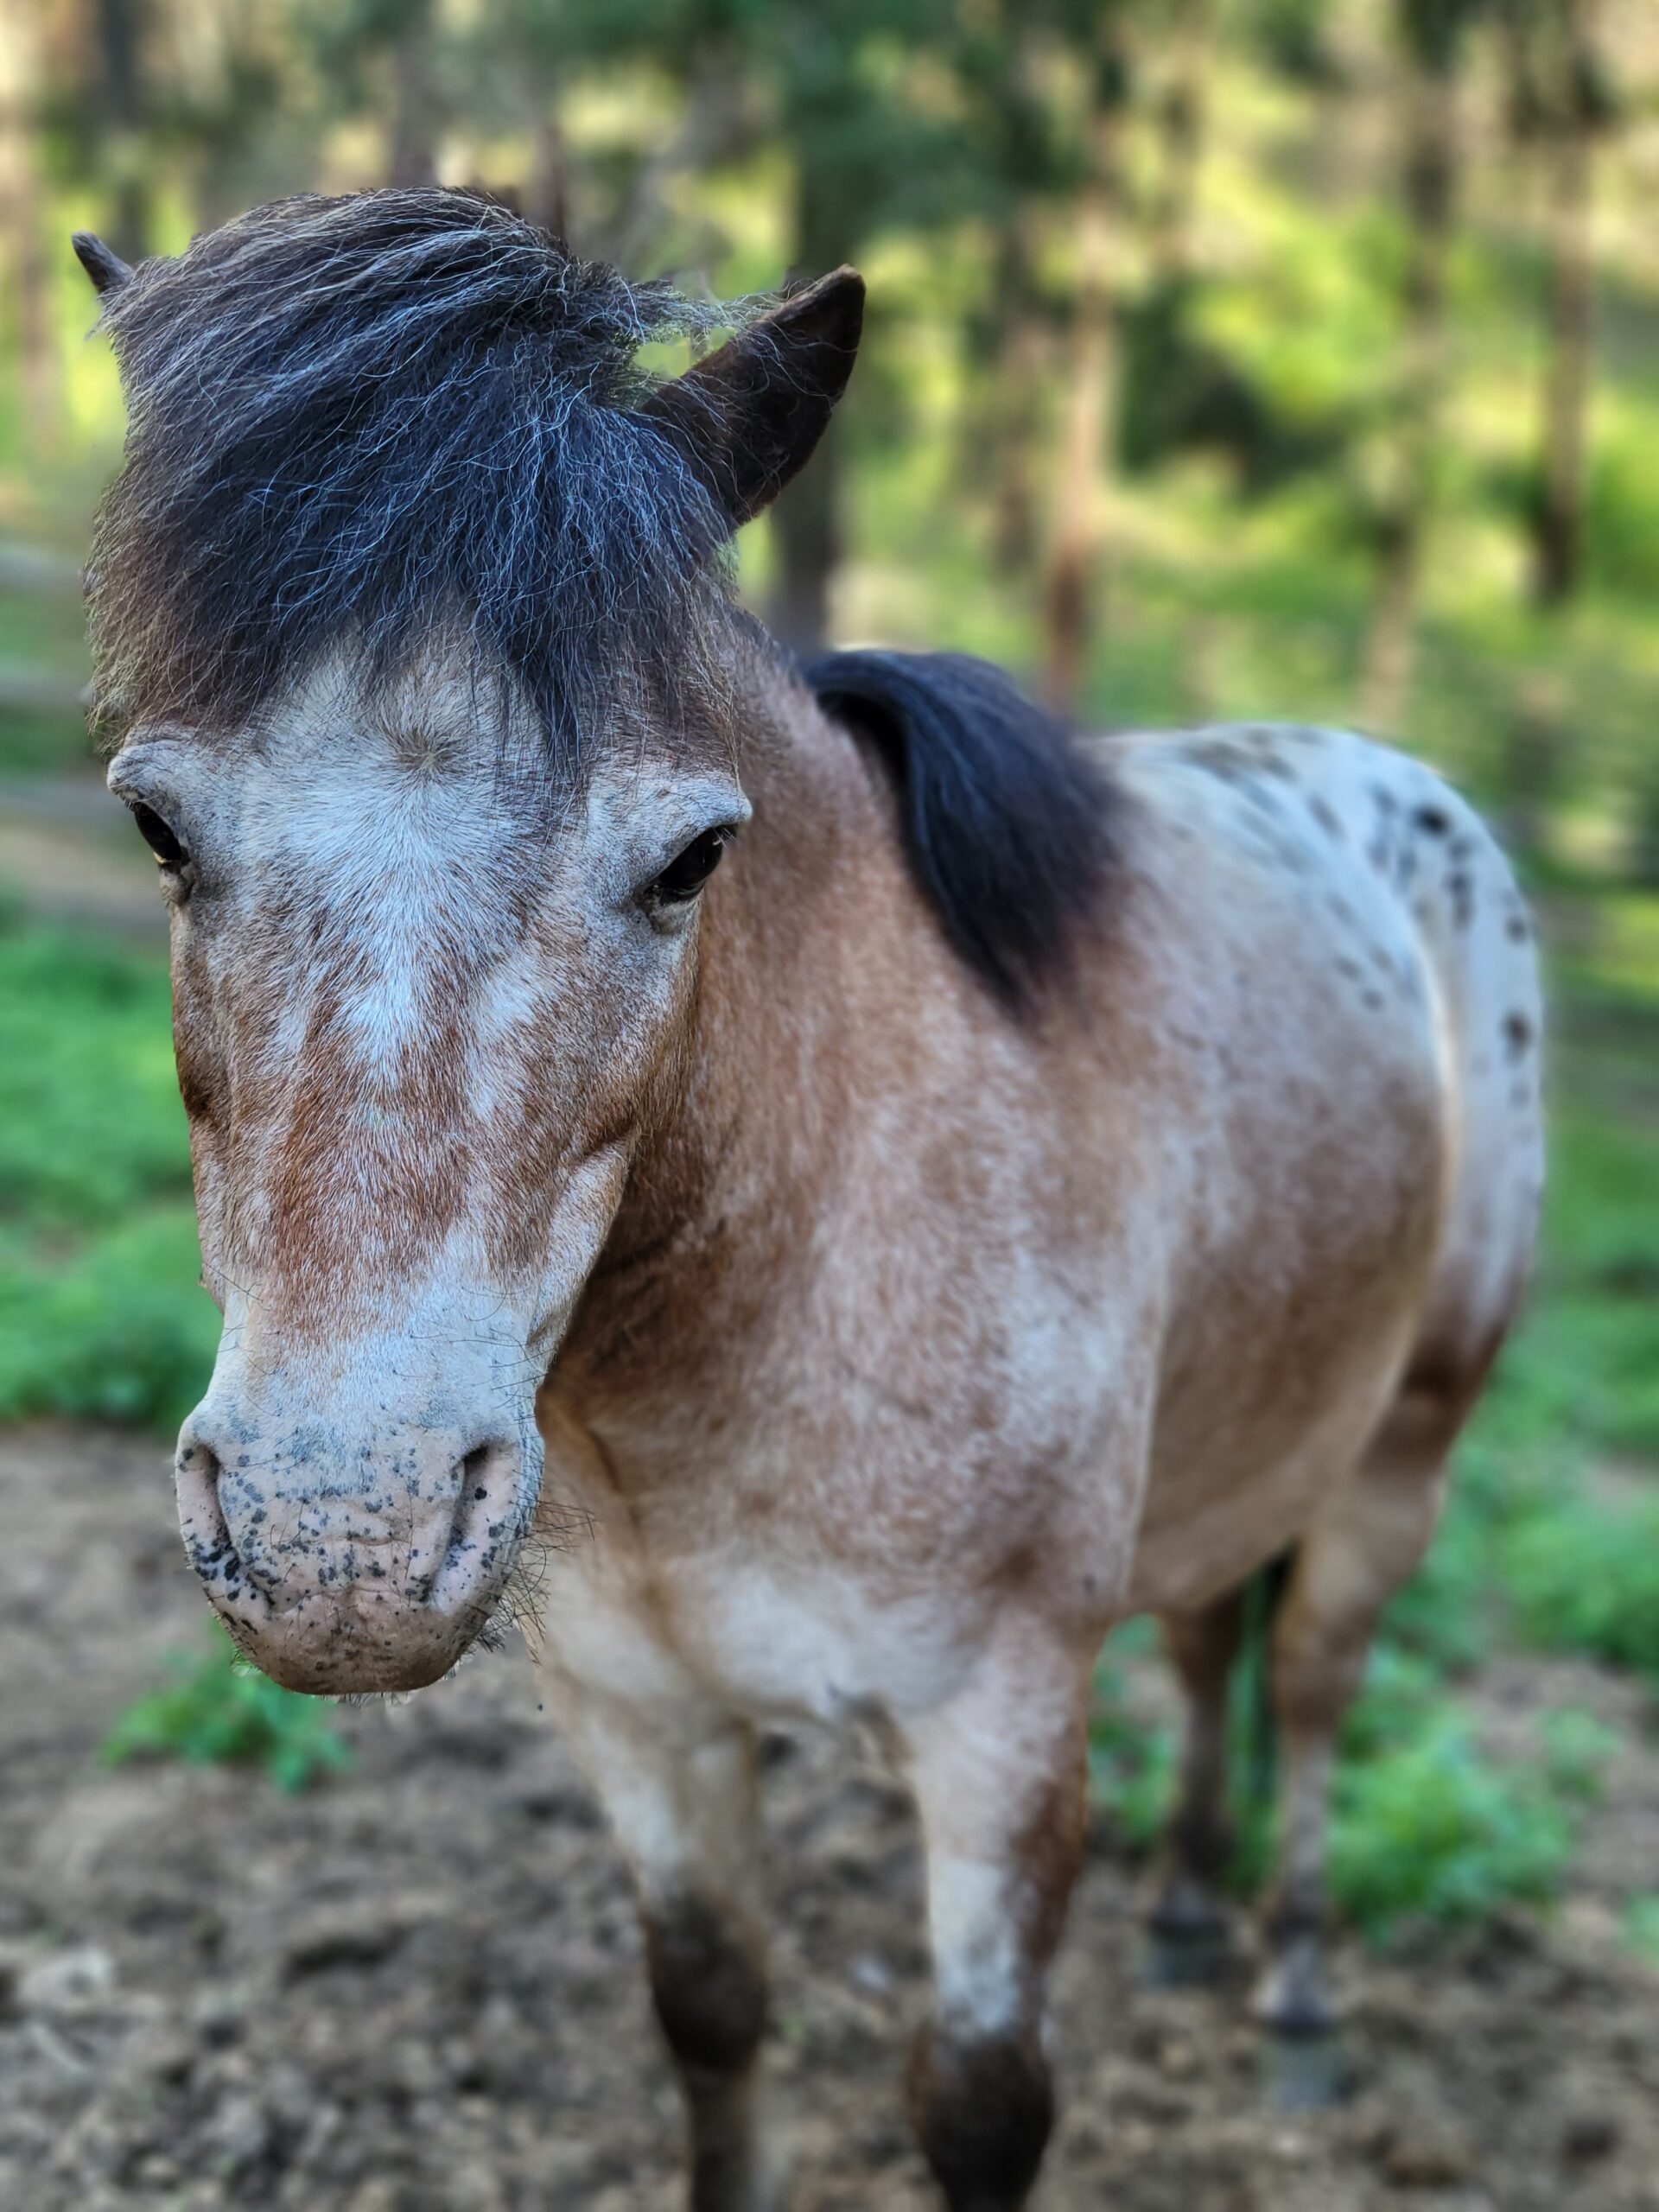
[109,660,747,1692]
[79,188,861,1694]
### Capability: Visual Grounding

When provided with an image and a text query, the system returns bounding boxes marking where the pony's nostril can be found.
[429,1438,524,1613]
[175,1431,251,1593]
[178,1436,221,1484]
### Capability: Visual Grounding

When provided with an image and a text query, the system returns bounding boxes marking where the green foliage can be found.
[102,1627,351,1793]
[1585,423,1659,601]
[0,921,191,1230]
[0,918,215,1431]
[1505,1497,1659,1678]
[1622,1895,1659,1968]
[1088,1628,1618,1942]
[1379,1484,1498,1672]
[0,1209,219,1430]
[1087,1638,1178,1851]
[1328,1701,1611,1939]
[1371,1102,1659,1683]
[1329,1648,1616,1937]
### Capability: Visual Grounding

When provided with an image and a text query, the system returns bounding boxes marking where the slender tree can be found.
[0,0,51,442]
[1360,0,1482,734]
[1502,0,1612,609]
[950,5,1068,577]
[725,0,982,650]
[1040,5,1134,713]
[302,0,449,194]
[1149,0,1213,286]
[92,0,151,260]
[387,1,439,188]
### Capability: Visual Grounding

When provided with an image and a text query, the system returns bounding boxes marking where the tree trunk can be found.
[769,433,840,655]
[0,0,50,442]
[1152,0,1211,285]
[1501,672,1566,865]
[93,0,148,262]
[990,296,1047,577]
[1360,57,1457,734]
[524,107,570,242]
[957,207,1047,578]
[1041,43,1127,716]
[768,165,849,655]
[1529,2,1598,610]
[388,7,439,190]
[1041,219,1112,713]
[974,205,1052,579]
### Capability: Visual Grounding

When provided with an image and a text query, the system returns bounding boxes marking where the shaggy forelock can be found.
[88,188,753,768]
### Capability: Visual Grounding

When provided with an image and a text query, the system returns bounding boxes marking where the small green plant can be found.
[1328,1701,1615,1940]
[0,918,217,1432]
[1503,1496,1659,1680]
[1622,1896,1659,1968]
[102,1626,351,1793]
[1087,1635,1178,1852]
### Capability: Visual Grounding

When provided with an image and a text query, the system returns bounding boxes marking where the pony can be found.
[77,190,1542,2212]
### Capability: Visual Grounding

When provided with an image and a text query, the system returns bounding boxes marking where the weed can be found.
[102,1627,351,1794]
[1504,1497,1659,1680]
[0,918,215,1429]
[1622,1896,1659,1969]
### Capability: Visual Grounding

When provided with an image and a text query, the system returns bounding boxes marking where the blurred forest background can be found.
[3,0,1659,1948]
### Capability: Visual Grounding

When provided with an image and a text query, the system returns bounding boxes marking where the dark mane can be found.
[91,190,1116,1007]
[803,650,1117,1014]
[88,188,747,765]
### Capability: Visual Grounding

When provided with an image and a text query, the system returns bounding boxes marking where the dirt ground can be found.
[4,1426,1659,2212]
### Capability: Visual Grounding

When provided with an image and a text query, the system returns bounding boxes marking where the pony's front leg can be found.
[543,1669,773,2212]
[900,1616,1093,2212]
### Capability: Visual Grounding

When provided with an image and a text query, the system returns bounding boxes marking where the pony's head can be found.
[79,190,862,1692]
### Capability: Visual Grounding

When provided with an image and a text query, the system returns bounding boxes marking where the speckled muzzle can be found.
[175,1347,538,1694]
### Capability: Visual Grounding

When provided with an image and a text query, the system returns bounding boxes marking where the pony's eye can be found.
[129,801,188,874]
[650,827,728,905]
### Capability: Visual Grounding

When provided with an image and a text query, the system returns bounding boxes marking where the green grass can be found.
[0,914,215,1430]
[1328,1700,1612,1939]
[102,1625,351,1793]
[1504,1499,1659,1680]
[1623,1896,1659,1969]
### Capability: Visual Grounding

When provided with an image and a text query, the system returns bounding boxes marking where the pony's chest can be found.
[540,1518,991,1728]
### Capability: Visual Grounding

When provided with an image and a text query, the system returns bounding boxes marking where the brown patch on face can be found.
[252,939,475,1327]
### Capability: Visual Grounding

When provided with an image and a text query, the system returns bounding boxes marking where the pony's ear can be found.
[639,267,864,531]
[73,232,132,297]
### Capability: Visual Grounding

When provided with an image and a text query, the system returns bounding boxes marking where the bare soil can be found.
[3,1424,1659,2212]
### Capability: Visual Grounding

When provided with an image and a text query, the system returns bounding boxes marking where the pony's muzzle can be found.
[173,1415,530,1694]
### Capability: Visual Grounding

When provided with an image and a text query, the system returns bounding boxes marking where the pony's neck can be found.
[639,650,876,1227]
[560,649,921,1400]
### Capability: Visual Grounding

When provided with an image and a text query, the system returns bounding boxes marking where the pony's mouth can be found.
[172,1423,553,1694]
[175,1435,595,1696]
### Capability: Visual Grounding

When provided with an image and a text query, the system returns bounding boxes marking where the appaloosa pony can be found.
[78,190,1541,2211]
